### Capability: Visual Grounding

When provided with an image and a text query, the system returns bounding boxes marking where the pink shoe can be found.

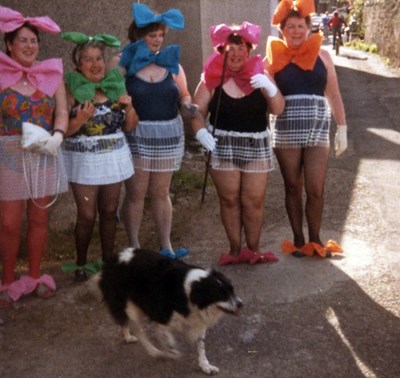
[218,253,239,265]
[20,274,56,298]
[241,247,279,264]
[0,279,27,306]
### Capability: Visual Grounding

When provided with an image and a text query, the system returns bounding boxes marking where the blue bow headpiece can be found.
[120,40,181,77]
[133,3,185,30]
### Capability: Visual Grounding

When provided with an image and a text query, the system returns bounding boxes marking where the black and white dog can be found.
[95,248,243,375]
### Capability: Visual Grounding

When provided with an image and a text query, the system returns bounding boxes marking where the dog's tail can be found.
[87,273,103,301]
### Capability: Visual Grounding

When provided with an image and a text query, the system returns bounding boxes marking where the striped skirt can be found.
[125,115,184,172]
[271,94,331,148]
[0,135,68,201]
[208,127,274,173]
[62,131,134,185]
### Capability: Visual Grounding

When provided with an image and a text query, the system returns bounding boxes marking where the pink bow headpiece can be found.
[0,6,61,33]
[0,52,63,96]
[210,22,261,48]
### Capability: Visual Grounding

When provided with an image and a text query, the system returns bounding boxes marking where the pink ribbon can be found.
[0,6,60,33]
[0,52,63,96]
[202,52,264,95]
[0,279,26,301]
[20,274,56,296]
[210,22,261,48]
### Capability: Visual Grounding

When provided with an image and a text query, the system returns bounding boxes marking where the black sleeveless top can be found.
[208,88,268,133]
[274,57,327,96]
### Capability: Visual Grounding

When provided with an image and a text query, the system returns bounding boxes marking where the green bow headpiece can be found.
[65,68,126,103]
[61,31,121,48]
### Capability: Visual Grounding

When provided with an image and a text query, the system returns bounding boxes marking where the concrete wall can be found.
[1,0,277,93]
[363,0,400,67]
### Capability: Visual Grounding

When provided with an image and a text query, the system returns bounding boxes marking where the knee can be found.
[99,207,118,222]
[285,181,303,197]
[76,210,97,227]
[219,194,240,209]
[306,188,324,201]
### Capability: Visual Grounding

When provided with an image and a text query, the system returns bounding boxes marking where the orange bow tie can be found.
[266,33,323,74]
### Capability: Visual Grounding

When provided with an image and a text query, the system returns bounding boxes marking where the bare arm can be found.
[262,71,285,116]
[53,82,69,134]
[174,64,192,106]
[191,81,212,133]
[117,94,138,133]
[320,49,347,125]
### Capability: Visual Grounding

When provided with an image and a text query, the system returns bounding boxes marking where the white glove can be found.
[38,132,63,156]
[196,128,216,152]
[250,74,278,97]
[334,125,348,157]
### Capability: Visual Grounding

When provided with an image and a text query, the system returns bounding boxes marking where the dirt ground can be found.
[1,45,400,378]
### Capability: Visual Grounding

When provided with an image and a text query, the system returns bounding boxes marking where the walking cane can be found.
[201,47,229,205]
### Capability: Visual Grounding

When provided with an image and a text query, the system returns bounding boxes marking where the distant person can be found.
[328,11,346,48]
[0,7,68,306]
[61,32,137,282]
[191,22,284,265]
[265,0,347,258]
[321,11,330,39]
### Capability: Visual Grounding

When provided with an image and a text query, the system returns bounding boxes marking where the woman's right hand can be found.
[196,128,216,152]
[76,101,95,125]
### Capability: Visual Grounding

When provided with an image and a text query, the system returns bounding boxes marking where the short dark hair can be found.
[127,21,167,43]
[4,22,40,56]
[279,9,312,30]
[217,34,253,54]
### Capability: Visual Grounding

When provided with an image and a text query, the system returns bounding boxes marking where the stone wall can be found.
[363,0,400,67]
[0,0,276,93]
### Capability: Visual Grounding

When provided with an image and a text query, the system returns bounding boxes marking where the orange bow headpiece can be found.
[272,0,315,26]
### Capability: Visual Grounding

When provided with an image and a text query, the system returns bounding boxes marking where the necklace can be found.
[22,80,28,87]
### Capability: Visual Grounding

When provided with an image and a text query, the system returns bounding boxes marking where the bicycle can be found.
[332,27,343,56]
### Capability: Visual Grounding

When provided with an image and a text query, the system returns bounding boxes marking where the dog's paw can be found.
[122,327,138,343]
[124,334,138,343]
[165,348,181,360]
[200,362,219,375]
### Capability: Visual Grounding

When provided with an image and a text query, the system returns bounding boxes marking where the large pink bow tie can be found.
[202,52,264,95]
[0,52,63,96]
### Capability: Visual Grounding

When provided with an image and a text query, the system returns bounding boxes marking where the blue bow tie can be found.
[133,3,184,30]
[120,40,180,77]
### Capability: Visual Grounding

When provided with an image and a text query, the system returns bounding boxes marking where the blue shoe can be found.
[160,249,176,259]
[174,248,190,259]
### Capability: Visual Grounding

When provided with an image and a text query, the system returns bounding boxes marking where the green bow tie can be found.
[65,68,126,103]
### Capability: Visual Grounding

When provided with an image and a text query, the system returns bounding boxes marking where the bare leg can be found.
[71,184,99,266]
[210,169,242,255]
[303,146,330,245]
[26,198,50,279]
[148,172,174,251]
[0,200,24,285]
[98,182,122,261]
[274,148,305,248]
[241,172,269,251]
[121,170,150,249]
